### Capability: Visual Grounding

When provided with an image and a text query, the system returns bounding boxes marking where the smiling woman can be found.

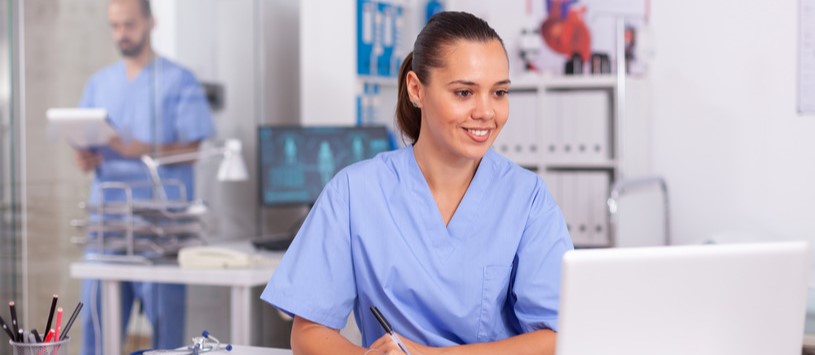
[261,11,573,355]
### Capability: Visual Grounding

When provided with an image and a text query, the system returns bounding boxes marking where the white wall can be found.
[300,0,356,125]
[650,0,815,245]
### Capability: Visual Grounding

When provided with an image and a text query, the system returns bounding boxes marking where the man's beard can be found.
[119,38,146,57]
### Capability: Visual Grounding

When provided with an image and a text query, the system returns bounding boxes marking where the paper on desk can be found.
[47,108,116,148]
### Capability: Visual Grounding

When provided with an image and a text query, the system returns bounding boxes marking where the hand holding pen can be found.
[370,306,411,355]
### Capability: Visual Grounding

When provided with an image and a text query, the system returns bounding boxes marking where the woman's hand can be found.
[367,333,438,355]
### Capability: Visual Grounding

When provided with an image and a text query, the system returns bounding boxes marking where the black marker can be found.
[9,301,19,341]
[370,306,410,354]
[32,328,42,343]
[44,294,58,339]
[59,302,83,341]
[0,315,14,341]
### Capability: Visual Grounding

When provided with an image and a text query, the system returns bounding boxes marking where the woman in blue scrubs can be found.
[262,11,572,354]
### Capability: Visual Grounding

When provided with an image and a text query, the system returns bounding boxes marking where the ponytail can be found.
[396,52,421,144]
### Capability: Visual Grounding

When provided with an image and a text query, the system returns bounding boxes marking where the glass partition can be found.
[14,0,297,353]
[0,0,17,319]
[1,1,19,355]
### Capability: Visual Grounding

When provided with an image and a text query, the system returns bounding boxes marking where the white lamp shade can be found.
[216,140,248,181]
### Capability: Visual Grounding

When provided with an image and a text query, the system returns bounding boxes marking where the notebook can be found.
[556,242,811,355]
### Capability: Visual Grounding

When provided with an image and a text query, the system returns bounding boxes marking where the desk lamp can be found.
[141,139,248,201]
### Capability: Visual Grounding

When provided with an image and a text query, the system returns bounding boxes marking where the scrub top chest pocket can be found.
[477,264,514,342]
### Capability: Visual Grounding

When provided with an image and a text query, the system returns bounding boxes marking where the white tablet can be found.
[46,108,116,148]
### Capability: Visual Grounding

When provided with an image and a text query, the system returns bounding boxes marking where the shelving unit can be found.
[496,72,650,248]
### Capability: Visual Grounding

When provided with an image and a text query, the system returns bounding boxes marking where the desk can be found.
[805,288,815,347]
[222,345,292,354]
[69,253,283,355]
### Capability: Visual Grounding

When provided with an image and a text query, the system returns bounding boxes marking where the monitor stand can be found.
[253,206,310,251]
[252,236,294,251]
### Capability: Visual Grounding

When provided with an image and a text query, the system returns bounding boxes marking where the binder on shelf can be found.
[582,171,610,246]
[591,171,610,246]
[560,94,577,162]
[561,172,578,237]
[573,91,610,164]
[506,90,539,166]
[541,89,613,166]
[573,172,592,246]
[541,91,564,163]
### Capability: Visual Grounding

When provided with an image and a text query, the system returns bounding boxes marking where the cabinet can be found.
[494,74,651,248]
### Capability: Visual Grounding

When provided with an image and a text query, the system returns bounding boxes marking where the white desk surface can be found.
[69,249,287,353]
[227,345,292,354]
[70,256,283,286]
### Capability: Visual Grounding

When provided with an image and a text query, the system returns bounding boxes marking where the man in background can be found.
[74,0,214,353]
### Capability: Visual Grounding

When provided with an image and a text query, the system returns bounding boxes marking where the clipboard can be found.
[46,108,116,148]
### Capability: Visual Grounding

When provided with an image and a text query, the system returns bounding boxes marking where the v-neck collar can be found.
[121,57,158,84]
[396,146,495,250]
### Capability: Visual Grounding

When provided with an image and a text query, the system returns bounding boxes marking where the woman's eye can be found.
[495,89,509,97]
[455,90,472,97]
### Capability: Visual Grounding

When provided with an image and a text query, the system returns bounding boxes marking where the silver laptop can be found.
[556,242,811,355]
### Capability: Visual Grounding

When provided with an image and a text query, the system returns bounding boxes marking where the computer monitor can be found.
[556,242,811,355]
[258,125,392,207]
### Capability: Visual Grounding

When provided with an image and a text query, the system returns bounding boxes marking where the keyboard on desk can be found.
[252,237,294,251]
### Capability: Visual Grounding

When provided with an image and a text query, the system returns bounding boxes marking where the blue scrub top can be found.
[79,56,215,202]
[261,145,573,347]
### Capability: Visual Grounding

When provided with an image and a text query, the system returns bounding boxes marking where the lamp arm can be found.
[150,147,227,166]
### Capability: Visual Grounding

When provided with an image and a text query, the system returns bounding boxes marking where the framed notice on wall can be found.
[799,0,815,114]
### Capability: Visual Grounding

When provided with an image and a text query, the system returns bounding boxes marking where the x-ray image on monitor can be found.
[258,125,393,207]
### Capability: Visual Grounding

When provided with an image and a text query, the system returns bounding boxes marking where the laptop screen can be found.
[556,242,810,355]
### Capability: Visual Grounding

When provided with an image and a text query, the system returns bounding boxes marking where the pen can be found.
[9,301,20,341]
[32,328,42,343]
[54,308,63,342]
[59,302,83,341]
[40,330,54,355]
[370,306,410,355]
[44,294,58,338]
[0,315,15,340]
[43,329,54,342]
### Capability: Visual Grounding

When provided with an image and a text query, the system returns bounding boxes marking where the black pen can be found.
[9,301,19,342]
[44,294,57,338]
[0,315,14,340]
[59,302,83,341]
[370,306,410,354]
[32,328,42,343]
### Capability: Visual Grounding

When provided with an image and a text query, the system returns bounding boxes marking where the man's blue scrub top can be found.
[79,56,214,203]
[261,145,573,347]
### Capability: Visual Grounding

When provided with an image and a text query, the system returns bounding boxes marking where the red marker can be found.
[53,308,63,342]
[43,329,54,342]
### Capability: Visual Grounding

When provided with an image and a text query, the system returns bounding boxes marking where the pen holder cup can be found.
[9,337,70,355]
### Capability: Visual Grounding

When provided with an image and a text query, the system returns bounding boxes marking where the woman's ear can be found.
[405,71,423,109]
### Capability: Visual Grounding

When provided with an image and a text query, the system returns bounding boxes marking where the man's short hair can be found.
[111,0,152,18]
[138,0,152,18]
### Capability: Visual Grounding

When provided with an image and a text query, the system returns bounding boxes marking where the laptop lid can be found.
[556,242,811,355]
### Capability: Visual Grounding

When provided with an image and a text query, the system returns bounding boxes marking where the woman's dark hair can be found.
[396,11,505,144]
